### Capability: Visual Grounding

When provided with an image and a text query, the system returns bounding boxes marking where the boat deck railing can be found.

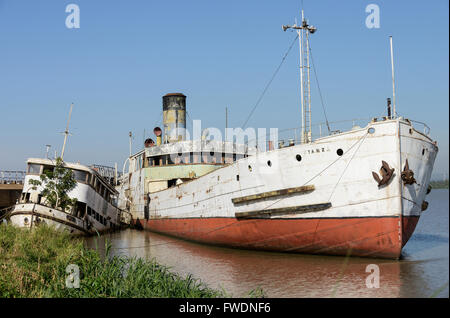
[408,119,431,136]
[90,164,123,186]
[248,116,431,151]
[0,171,26,185]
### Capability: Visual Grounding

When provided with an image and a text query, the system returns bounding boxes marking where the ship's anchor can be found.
[401,159,416,185]
[372,161,395,187]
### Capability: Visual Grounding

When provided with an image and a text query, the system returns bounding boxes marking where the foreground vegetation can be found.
[430,180,449,189]
[0,225,234,298]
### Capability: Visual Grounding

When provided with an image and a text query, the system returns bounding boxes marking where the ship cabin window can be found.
[147,151,241,166]
[105,191,111,202]
[73,170,88,183]
[42,165,54,175]
[21,192,31,203]
[27,164,41,174]
[95,179,101,193]
[75,202,86,218]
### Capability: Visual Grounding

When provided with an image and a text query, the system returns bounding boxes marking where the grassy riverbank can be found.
[0,224,242,298]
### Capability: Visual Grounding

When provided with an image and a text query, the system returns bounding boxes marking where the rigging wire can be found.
[241,33,299,129]
[309,40,331,134]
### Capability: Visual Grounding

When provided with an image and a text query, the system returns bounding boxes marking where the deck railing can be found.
[246,116,432,151]
[90,164,123,186]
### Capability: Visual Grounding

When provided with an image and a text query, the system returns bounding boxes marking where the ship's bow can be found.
[399,120,438,247]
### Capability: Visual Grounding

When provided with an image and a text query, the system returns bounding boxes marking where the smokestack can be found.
[162,93,186,143]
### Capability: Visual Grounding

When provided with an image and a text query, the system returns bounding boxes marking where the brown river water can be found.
[85,189,449,298]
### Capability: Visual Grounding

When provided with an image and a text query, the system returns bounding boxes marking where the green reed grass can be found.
[0,224,260,298]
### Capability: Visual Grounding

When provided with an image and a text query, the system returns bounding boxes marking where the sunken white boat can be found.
[9,158,128,235]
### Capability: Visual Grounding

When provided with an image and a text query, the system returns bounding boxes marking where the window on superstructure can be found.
[27,164,41,174]
[42,165,54,175]
[73,170,88,183]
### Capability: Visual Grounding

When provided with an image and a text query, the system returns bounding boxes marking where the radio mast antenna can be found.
[283,10,316,143]
[389,36,397,118]
[60,103,74,160]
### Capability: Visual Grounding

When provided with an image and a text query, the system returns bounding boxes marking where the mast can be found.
[60,103,74,160]
[389,36,397,118]
[283,10,316,143]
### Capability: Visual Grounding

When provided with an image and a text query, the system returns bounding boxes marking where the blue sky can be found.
[0,0,448,178]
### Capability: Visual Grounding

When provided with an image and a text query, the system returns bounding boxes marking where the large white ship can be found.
[116,11,438,258]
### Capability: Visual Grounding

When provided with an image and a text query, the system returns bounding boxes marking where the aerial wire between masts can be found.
[309,41,331,134]
[241,33,299,129]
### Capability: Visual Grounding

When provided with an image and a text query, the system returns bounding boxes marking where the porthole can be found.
[296,154,302,162]
[24,217,29,224]
[337,149,344,156]
[178,152,182,157]
[267,160,272,167]
[210,151,214,156]
[368,127,375,134]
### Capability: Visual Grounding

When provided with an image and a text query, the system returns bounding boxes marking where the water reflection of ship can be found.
[88,229,408,297]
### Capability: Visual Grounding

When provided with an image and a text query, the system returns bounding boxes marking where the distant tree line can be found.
[430,179,449,189]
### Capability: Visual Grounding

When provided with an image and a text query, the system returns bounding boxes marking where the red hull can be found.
[135,216,420,259]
